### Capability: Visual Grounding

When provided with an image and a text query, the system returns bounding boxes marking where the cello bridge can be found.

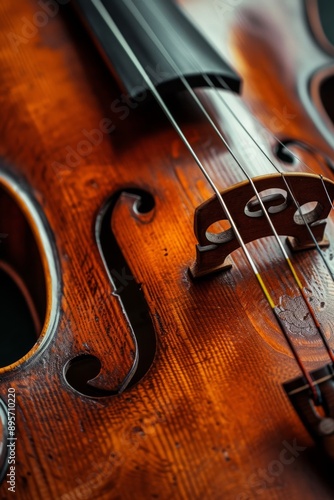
[189,173,334,279]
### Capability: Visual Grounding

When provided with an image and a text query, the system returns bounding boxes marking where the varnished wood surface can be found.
[1,0,334,498]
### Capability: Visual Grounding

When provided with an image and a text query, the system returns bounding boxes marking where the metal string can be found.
[214,75,334,280]
[92,0,330,401]
[91,0,268,278]
[122,0,333,397]
[135,0,333,284]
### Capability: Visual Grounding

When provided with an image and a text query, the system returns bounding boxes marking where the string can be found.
[211,78,334,365]
[147,0,334,366]
[209,79,334,364]
[137,0,333,285]
[122,0,331,399]
[132,0,328,273]
[214,75,334,281]
[320,175,334,210]
[91,0,324,402]
[91,0,269,289]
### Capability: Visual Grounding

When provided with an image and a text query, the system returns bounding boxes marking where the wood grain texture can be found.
[0,0,334,499]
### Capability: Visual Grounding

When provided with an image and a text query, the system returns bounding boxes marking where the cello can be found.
[1,0,334,498]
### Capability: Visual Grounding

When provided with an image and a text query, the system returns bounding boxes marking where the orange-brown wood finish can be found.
[1,0,334,499]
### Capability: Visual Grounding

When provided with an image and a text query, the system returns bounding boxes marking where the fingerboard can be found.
[72,0,241,99]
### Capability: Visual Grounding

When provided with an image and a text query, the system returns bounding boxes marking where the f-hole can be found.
[64,189,157,396]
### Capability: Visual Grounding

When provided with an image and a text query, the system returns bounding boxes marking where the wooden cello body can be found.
[1,0,334,498]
